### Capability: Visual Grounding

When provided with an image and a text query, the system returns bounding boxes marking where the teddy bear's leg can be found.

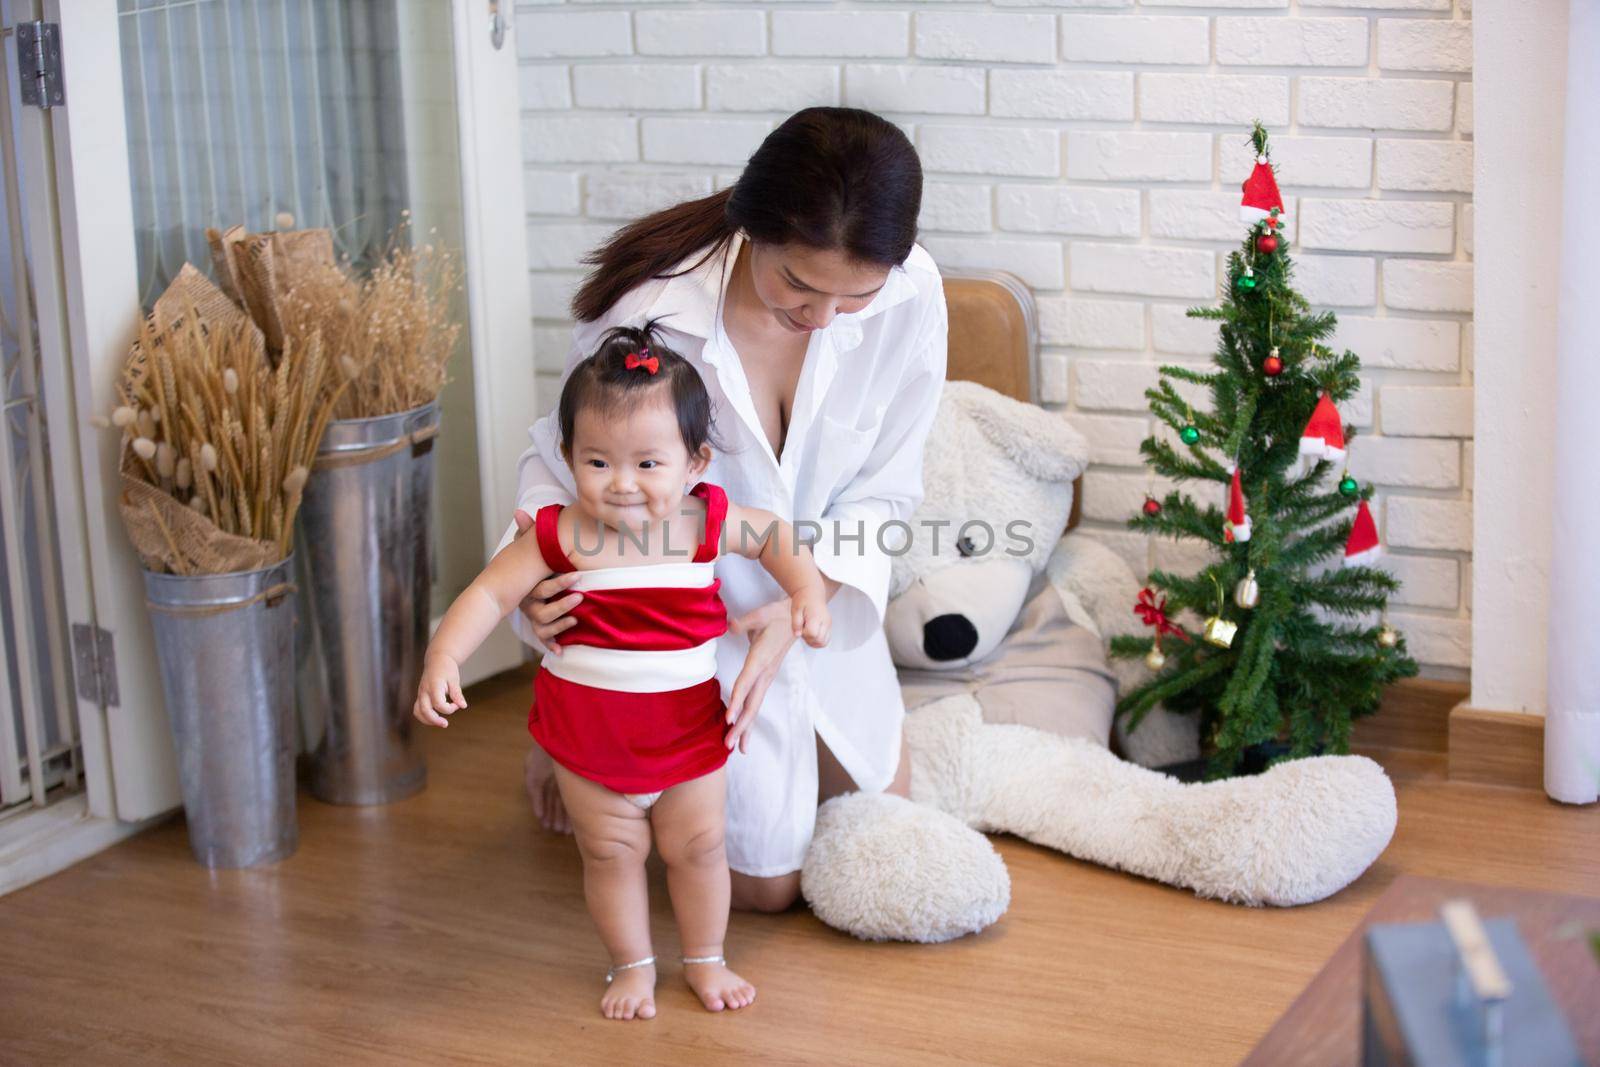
[908,704,1397,907]
[799,697,1011,944]
[800,791,1011,943]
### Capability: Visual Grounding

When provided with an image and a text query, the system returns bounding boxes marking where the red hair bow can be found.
[625,349,658,375]
[1134,587,1191,642]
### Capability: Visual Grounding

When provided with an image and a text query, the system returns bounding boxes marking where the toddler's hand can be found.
[414,652,467,728]
[790,588,831,648]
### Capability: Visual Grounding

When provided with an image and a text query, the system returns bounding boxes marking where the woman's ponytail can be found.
[570,190,735,324]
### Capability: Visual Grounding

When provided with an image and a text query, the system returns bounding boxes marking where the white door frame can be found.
[0,0,156,895]
[43,0,172,823]
[447,0,531,686]
[0,0,533,890]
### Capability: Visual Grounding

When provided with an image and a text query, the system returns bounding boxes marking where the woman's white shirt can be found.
[500,231,947,876]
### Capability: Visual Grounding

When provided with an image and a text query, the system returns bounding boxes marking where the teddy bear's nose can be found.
[922,614,979,661]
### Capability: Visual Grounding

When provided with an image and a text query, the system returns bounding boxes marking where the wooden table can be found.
[1244,874,1600,1065]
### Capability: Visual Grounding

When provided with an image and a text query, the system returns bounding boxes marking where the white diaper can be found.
[624,790,664,810]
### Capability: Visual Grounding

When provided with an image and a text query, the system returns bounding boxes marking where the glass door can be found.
[0,1,81,819]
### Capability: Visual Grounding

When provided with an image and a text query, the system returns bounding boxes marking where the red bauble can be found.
[1263,355,1284,377]
[1257,234,1279,253]
[1142,496,1162,517]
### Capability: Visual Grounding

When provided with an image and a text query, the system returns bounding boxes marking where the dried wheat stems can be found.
[114,297,343,572]
[111,216,460,575]
[279,214,463,421]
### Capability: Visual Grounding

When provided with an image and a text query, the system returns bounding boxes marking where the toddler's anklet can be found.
[681,954,725,966]
[605,956,656,984]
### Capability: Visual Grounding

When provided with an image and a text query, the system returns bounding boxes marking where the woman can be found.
[506,108,946,913]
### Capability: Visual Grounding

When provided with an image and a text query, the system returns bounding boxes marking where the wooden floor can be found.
[2,668,1596,1066]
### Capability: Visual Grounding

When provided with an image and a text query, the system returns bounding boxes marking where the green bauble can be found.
[1180,425,1201,445]
[1236,273,1257,291]
[1339,475,1359,497]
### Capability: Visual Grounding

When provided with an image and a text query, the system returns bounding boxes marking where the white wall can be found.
[516,0,1475,677]
[1471,0,1565,714]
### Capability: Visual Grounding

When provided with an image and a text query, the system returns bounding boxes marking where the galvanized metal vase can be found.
[143,558,299,869]
[299,401,438,805]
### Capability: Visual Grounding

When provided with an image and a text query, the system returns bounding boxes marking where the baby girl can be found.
[414,323,831,1021]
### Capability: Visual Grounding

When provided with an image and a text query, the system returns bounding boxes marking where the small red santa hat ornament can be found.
[1240,154,1287,225]
[1343,499,1382,567]
[1223,466,1252,544]
[1298,393,1347,464]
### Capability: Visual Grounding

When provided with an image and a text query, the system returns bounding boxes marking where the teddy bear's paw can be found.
[801,792,1010,943]
[1172,754,1397,907]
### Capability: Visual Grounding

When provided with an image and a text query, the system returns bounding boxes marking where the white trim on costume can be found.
[541,639,720,692]
[566,560,717,593]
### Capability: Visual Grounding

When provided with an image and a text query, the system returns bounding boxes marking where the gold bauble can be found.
[1377,624,1399,649]
[1233,569,1260,610]
[1145,646,1166,670]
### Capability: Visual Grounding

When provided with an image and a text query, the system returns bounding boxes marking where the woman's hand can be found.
[724,597,801,753]
[511,509,583,653]
[414,652,466,728]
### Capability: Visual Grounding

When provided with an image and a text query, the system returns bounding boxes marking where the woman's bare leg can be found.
[651,769,756,1012]
[729,730,913,912]
[550,764,656,1020]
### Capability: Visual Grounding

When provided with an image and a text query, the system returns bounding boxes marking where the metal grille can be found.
[0,13,80,816]
[118,0,411,304]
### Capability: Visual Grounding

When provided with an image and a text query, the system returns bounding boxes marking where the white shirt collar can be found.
[642,230,921,355]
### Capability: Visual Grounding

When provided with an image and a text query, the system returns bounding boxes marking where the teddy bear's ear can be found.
[947,381,1090,484]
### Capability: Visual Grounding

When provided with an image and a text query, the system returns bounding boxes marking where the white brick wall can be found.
[916,12,1058,65]
[1060,16,1209,65]
[516,1,1474,676]
[1215,17,1368,67]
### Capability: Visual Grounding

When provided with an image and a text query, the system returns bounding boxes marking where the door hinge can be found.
[16,21,65,110]
[71,624,118,708]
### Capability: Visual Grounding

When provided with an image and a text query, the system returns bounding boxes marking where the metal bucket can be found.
[299,401,438,805]
[143,558,299,869]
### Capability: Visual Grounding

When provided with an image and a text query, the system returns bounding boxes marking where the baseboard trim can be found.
[0,794,166,897]
[1350,682,1548,791]
[1354,678,1465,755]
[1448,705,1546,791]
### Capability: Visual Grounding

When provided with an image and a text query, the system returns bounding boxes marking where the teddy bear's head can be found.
[886,381,1089,671]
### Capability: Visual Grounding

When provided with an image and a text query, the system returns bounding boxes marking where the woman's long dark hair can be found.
[571,107,922,323]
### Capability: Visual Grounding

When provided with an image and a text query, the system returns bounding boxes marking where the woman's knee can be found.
[730,871,801,913]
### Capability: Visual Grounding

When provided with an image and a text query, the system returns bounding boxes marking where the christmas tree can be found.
[1112,123,1419,777]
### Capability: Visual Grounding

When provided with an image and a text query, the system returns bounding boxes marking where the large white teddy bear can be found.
[799,381,1398,943]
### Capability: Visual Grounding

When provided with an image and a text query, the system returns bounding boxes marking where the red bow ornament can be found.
[625,350,659,375]
[1134,587,1191,642]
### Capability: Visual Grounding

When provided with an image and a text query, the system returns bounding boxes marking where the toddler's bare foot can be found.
[683,958,756,1012]
[524,745,571,834]
[601,962,656,1021]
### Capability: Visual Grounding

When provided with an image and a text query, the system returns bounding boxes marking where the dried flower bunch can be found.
[275,212,463,420]
[111,266,346,575]
[110,215,461,575]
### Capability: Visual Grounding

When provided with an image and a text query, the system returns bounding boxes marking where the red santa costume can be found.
[528,481,731,809]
